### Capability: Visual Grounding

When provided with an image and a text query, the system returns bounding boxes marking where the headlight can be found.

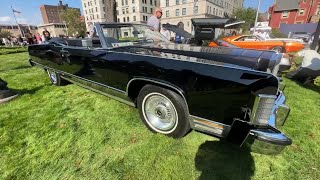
[251,94,277,125]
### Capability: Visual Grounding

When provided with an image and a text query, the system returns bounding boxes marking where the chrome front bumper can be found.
[242,91,292,155]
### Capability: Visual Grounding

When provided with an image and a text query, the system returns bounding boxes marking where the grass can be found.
[0,47,28,55]
[0,52,320,180]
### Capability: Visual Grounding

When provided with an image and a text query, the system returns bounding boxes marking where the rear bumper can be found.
[242,128,292,155]
[242,91,292,155]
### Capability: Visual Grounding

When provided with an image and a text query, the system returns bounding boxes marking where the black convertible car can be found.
[28,23,292,155]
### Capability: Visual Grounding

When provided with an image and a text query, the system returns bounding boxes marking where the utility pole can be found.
[253,0,261,33]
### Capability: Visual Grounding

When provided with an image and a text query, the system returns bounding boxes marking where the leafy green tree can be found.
[0,30,12,38]
[234,8,259,33]
[60,9,86,37]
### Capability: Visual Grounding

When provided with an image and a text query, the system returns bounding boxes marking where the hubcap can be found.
[47,70,57,84]
[142,93,178,134]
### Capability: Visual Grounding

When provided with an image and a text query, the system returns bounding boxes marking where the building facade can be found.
[82,0,107,28]
[40,0,81,24]
[82,0,160,29]
[160,0,244,34]
[37,23,68,37]
[0,24,38,37]
[269,0,320,29]
[116,0,160,24]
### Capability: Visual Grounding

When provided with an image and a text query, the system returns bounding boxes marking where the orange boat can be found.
[209,35,305,53]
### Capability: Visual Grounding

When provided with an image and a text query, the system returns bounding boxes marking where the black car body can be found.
[28,23,292,155]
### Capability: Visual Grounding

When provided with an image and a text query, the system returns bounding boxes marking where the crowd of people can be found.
[1,28,52,47]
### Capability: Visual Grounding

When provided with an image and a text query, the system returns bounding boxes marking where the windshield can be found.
[101,24,169,48]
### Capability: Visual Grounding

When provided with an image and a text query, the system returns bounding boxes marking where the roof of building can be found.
[275,0,300,11]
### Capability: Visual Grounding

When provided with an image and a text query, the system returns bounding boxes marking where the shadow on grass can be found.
[195,140,255,180]
[12,85,48,95]
[0,65,32,73]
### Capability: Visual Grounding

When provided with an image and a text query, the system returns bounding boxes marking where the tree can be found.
[104,0,117,22]
[234,8,259,33]
[60,9,86,37]
[0,30,12,38]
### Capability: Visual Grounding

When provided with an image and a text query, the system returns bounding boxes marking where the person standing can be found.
[147,7,162,31]
[35,33,42,44]
[42,28,51,41]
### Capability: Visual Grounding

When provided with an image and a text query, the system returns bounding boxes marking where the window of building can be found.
[117,18,120,22]
[133,7,136,13]
[122,9,125,14]
[123,17,126,22]
[176,0,180,5]
[166,10,169,17]
[213,8,215,15]
[122,0,124,6]
[194,6,198,14]
[85,10,87,14]
[133,16,136,21]
[150,0,153,5]
[210,6,212,14]
[166,0,169,6]
[84,3,86,8]
[299,9,305,15]
[103,7,105,12]
[94,0,96,5]
[182,8,186,15]
[282,11,289,18]
[96,7,98,12]
[150,8,153,14]
[182,0,187,4]
[125,0,128,5]
[97,14,99,19]
[117,10,119,15]
[155,0,157,5]
[124,32,129,37]
[176,9,180,16]
[143,6,147,12]
[132,0,135,3]
[126,8,129,13]
[127,17,129,22]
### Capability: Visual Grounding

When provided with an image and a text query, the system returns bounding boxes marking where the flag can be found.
[12,9,21,14]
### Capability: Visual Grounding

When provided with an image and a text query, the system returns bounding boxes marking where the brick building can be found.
[269,0,320,29]
[40,0,81,24]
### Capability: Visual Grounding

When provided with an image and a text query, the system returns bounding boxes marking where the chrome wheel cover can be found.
[47,70,57,84]
[142,92,178,134]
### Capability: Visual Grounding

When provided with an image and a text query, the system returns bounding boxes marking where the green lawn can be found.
[0,52,319,180]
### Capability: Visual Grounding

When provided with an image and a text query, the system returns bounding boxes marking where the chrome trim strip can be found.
[190,115,231,137]
[31,61,126,94]
[30,60,135,107]
[126,77,195,128]
[61,76,135,107]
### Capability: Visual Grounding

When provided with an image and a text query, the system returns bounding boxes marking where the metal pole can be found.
[253,0,261,33]
[11,6,23,37]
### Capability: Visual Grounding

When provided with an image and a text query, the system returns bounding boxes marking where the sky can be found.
[0,0,274,26]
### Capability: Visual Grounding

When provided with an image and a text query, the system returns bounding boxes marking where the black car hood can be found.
[113,42,281,72]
